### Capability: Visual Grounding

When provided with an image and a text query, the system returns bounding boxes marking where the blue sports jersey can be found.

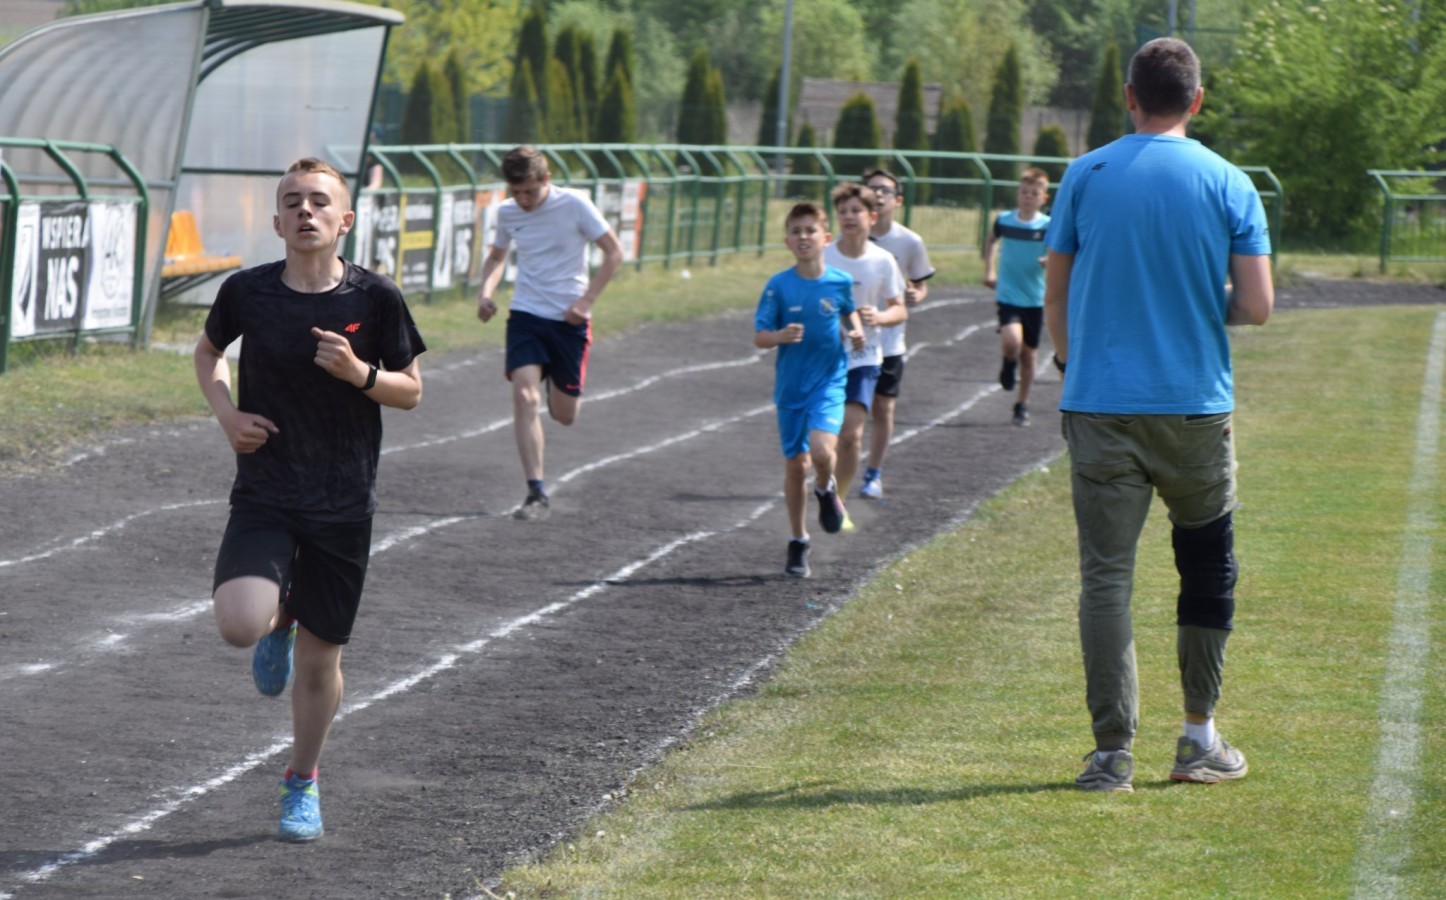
[1046,134,1271,414]
[754,266,856,409]
[992,210,1049,308]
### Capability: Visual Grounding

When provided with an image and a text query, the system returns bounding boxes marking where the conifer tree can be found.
[515,5,549,124]
[546,57,579,142]
[984,43,1022,183]
[758,66,790,147]
[1031,125,1070,183]
[932,96,977,206]
[444,49,469,143]
[833,91,882,173]
[595,62,636,145]
[503,62,542,145]
[553,25,588,141]
[1087,44,1125,150]
[578,31,600,140]
[792,121,823,200]
[705,68,728,145]
[603,27,634,95]
[401,61,438,145]
[677,49,712,145]
[894,58,929,199]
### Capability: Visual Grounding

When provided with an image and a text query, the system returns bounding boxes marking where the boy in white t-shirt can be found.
[862,169,935,500]
[477,146,624,520]
[823,182,906,522]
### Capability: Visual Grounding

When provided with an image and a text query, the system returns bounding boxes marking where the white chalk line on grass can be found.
[1351,311,1445,899]
[8,310,1013,888]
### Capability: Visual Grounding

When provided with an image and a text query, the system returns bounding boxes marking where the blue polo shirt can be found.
[754,266,856,409]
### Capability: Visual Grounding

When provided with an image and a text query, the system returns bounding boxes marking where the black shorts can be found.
[997,303,1045,349]
[875,354,905,398]
[213,505,373,645]
[506,309,592,395]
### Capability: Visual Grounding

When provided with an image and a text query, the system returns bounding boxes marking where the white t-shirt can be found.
[824,241,905,370]
[870,221,935,357]
[492,186,610,320]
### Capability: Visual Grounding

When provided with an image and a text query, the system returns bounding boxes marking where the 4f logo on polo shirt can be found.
[819,299,836,316]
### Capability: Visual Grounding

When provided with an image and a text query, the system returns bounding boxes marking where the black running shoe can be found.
[1000,358,1018,391]
[1013,402,1030,426]
[785,539,811,577]
[514,491,551,521]
[816,482,845,534]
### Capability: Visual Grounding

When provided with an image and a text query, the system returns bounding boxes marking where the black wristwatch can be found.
[361,364,379,391]
[1052,354,1066,373]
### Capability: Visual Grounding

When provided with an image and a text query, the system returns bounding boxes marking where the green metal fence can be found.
[357,143,1282,303]
[0,139,149,373]
[1368,170,1446,273]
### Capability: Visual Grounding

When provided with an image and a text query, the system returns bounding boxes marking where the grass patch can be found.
[496,304,1446,898]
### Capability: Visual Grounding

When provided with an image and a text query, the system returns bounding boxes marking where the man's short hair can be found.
[281,157,351,208]
[861,168,901,193]
[831,181,879,213]
[1020,167,1050,190]
[786,201,826,228]
[501,145,550,184]
[1127,37,1201,118]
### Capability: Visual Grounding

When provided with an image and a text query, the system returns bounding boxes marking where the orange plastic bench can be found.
[160,210,241,298]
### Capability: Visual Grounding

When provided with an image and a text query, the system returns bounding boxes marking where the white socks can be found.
[1184,718,1217,748]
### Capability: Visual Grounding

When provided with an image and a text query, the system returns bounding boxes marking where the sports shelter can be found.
[0,0,402,337]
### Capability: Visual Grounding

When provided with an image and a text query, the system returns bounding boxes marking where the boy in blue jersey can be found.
[983,168,1050,426]
[1044,38,1273,793]
[755,201,866,577]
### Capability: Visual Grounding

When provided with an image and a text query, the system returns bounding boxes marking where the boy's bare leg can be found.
[1000,322,1023,365]
[1018,344,1038,406]
[511,364,547,481]
[784,453,810,537]
[213,576,284,647]
[869,395,896,474]
[809,430,838,492]
[289,630,343,775]
[547,381,581,426]
[835,404,868,496]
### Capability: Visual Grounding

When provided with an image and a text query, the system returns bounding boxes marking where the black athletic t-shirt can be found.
[204,259,426,520]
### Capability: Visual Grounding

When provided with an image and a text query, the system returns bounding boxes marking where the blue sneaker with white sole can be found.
[252,621,297,697]
[278,772,323,842]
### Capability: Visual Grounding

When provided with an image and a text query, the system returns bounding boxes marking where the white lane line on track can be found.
[1350,311,1444,899]
[10,502,780,891]
[0,500,222,571]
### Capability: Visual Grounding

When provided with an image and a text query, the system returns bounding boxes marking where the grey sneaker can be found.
[1012,402,1030,426]
[1076,749,1134,793]
[785,539,811,577]
[1170,735,1248,783]
[513,491,551,521]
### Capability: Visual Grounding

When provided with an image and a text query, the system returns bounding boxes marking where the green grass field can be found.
[493,304,1446,898]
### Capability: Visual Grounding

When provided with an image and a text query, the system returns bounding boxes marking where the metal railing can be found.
[353,143,1282,303]
[1368,170,1446,273]
[0,139,149,373]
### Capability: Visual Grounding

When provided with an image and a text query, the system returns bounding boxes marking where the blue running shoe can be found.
[252,621,297,697]
[278,772,323,842]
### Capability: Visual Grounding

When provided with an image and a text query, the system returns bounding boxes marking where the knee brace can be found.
[1174,512,1237,630]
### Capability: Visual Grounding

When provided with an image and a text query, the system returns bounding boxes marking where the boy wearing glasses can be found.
[860,168,935,500]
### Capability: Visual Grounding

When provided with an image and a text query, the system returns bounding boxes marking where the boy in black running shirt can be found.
[194,157,425,841]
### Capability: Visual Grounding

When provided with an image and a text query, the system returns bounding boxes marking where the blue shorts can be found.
[213,504,373,645]
[845,365,881,412]
[776,396,845,458]
[506,309,591,395]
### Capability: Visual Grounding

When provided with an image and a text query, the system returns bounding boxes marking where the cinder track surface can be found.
[0,278,1436,898]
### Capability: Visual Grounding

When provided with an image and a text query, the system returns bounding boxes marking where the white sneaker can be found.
[859,476,883,500]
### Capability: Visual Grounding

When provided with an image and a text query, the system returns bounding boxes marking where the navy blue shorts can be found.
[875,354,905,398]
[213,504,373,645]
[845,365,881,412]
[506,309,591,395]
[997,303,1044,349]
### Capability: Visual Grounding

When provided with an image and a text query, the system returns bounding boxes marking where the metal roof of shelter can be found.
[0,0,403,335]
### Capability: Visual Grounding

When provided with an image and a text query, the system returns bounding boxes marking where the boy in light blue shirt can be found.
[983,167,1050,425]
[754,201,865,577]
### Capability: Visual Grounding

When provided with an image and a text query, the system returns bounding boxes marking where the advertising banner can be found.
[82,201,137,331]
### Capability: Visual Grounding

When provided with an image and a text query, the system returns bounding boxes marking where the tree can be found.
[834,92,883,174]
[1210,0,1446,241]
[894,58,930,199]
[984,43,1023,183]
[603,26,634,91]
[758,66,791,147]
[443,49,469,143]
[545,57,580,142]
[503,63,543,145]
[401,61,444,145]
[577,31,601,140]
[515,5,550,123]
[792,121,824,200]
[932,96,977,206]
[677,49,712,145]
[1086,43,1125,151]
[705,68,729,145]
[594,63,637,145]
[553,24,590,141]
[1032,124,1070,184]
